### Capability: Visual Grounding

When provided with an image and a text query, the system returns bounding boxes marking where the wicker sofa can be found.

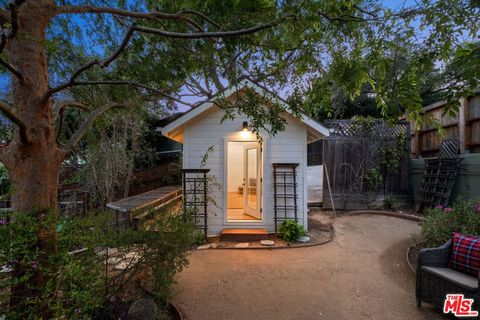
[416,239,480,310]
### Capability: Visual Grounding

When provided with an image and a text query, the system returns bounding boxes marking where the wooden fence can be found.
[322,120,410,210]
[410,95,480,157]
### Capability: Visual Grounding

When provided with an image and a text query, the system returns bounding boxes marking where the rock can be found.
[260,240,275,246]
[0,265,12,273]
[197,244,210,250]
[114,260,131,271]
[68,247,88,255]
[234,243,249,248]
[209,243,218,249]
[96,247,118,256]
[123,251,141,263]
[297,236,311,243]
[107,257,122,265]
[128,298,158,320]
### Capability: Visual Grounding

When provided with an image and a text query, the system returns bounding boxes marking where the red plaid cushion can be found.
[449,233,480,276]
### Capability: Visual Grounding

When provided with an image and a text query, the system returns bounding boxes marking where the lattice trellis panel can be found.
[182,169,209,237]
[324,119,409,139]
[272,163,298,234]
[415,139,461,213]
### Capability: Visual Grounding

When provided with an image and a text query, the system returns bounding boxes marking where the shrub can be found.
[279,219,305,241]
[0,207,196,319]
[364,167,383,191]
[421,197,480,247]
[0,163,10,196]
[192,230,207,246]
[384,195,396,211]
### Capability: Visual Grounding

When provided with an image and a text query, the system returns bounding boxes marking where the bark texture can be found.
[0,1,61,315]
[2,0,62,211]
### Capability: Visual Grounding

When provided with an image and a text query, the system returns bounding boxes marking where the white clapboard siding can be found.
[183,106,308,236]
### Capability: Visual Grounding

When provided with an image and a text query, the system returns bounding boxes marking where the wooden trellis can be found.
[272,163,298,234]
[415,139,461,213]
[324,119,409,138]
[182,169,209,237]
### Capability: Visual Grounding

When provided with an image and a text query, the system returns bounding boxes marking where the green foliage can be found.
[278,219,305,241]
[0,208,196,319]
[79,108,153,206]
[220,90,293,139]
[0,210,106,319]
[192,230,207,246]
[0,124,12,146]
[364,167,383,191]
[163,158,182,186]
[380,132,406,174]
[0,163,10,196]
[351,115,377,133]
[290,1,479,125]
[421,198,480,247]
[383,195,396,211]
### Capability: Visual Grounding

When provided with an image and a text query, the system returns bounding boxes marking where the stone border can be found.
[168,301,185,320]
[407,245,416,273]
[195,210,422,251]
[141,285,184,320]
[344,210,424,222]
[199,223,336,250]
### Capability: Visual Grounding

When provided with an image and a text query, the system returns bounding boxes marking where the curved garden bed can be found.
[406,240,427,273]
[141,284,185,320]
[200,222,335,250]
[344,210,424,222]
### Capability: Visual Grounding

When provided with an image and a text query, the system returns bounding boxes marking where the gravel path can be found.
[173,214,444,320]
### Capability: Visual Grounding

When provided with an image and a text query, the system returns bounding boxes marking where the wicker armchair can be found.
[416,239,480,311]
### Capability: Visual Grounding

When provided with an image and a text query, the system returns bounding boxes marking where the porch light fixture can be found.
[242,121,249,131]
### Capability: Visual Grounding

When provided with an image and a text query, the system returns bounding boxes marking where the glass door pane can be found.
[246,147,257,209]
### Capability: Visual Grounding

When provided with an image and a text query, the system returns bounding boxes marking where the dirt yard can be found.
[173,213,444,320]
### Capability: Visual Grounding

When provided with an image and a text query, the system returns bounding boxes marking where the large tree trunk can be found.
[4,0,60,209]
[0,0,63,316]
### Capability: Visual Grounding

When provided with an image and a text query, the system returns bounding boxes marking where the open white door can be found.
[243,143,262,219]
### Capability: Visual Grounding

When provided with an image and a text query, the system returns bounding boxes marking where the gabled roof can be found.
[159,79,330,143]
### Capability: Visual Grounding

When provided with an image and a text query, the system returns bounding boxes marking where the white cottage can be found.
[160,79,329,237]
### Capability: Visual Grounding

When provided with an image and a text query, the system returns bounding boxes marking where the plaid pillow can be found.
[449,233,480,277]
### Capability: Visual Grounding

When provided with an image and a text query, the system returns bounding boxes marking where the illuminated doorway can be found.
[226,141,262,221]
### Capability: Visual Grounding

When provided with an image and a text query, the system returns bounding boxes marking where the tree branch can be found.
[56,5,191,20]
[179,9,221,28]
[0,100,29,143]
[0,1,27,81]
[43,22,138,99]
[53,100,90,119]
[55,101,91,144]
[55,5,206,32]
[0,9,10,26]
[132,15,294,39]
[0,56,25,81]
[44,11,294,100]
[318,6,423,23]
[0,0,26,44]
[61,102,125,154]
[66,80,194,108]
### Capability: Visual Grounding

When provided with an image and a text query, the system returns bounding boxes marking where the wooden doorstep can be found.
[220,228,270,242]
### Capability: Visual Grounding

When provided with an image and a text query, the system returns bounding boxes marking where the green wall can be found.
[411,154,480,202]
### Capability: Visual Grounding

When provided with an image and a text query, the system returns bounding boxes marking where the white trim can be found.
[303,134,308,231]
[160,79,330,140]
[223,137,265,225]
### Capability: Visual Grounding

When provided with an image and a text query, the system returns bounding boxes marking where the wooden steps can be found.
[220,228,270,242]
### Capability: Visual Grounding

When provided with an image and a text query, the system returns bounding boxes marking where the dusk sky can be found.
[0,0,470,114]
